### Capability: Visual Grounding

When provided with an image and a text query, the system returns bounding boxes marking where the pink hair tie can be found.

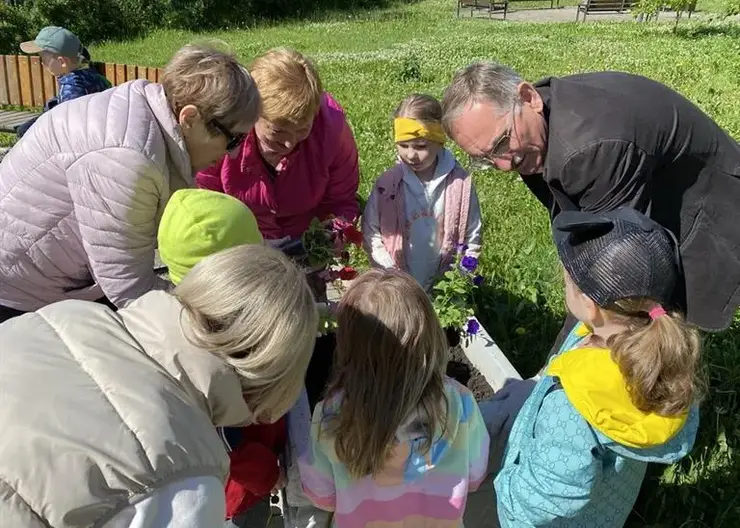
[649,306,667,320]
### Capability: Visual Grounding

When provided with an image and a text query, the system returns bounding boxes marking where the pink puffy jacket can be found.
[196,92,360,239]
[0,80,192,311]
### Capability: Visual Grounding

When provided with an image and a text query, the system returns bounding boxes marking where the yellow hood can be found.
[547,338,687,449]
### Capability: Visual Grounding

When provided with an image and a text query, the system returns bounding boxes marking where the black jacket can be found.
[528,72,740,331]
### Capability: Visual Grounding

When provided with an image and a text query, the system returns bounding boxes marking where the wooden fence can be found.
[0,55,163,108]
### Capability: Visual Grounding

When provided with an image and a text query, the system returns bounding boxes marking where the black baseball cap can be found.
[553,207,681,307]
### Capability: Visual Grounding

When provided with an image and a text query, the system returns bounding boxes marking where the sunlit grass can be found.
[2,1,739,524]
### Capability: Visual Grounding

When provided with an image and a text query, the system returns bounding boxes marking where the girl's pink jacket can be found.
[196,93,360,239]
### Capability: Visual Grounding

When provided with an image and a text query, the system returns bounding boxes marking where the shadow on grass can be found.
[474,281,564,378]
[627,323,740,527]
[674,22,740,39]
[264,0,424,24]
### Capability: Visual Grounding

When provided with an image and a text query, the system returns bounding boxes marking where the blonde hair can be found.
[162,43,261,133]
[326,269,448,478]
[603,298,703,416]
[174,244,318,422]
[394,93,443,123]
[250,48,323,126]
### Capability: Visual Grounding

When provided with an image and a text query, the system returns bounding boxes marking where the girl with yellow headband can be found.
[362,94,482,290]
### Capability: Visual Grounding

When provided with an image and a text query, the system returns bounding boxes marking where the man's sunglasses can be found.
[211,119,245,151]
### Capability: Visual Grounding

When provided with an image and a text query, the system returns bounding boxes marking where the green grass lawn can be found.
[4,1,740,524]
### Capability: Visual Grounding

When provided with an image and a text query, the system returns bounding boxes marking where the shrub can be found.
[0,3,38,54]
[31,0,154,43]
[0,0,406,52]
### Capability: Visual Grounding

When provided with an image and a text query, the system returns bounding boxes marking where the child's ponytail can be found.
[607,299,703,417]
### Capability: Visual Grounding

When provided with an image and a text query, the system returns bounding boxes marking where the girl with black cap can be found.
[494,207,703,527]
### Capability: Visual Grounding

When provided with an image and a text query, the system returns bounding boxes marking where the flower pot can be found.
[445,327,461,348]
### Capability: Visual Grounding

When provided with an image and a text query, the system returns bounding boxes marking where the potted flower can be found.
[299,217,362,409]
[432,246,483,348]
[301,217,362,278]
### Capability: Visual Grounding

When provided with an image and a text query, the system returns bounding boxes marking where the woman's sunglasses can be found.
[211,119,245,151]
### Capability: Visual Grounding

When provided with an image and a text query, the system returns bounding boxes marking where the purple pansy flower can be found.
[472,274,484,287]
[461,256,478,272]
[466,318,480,336]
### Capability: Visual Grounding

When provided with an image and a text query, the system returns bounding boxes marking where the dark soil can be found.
[446,328,495,401]
[449,346,495,401]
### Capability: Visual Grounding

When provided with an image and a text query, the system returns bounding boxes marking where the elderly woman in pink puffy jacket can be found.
[0,44,261,322]
[196,48,360,241]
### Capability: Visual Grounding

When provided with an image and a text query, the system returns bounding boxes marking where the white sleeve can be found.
[361,186,397,269]
[104,476,225,528]
[464,185,483,259]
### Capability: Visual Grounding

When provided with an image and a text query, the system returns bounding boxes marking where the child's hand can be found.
[271,467,286,494]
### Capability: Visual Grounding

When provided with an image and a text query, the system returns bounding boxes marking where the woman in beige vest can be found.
[0,244,317,528]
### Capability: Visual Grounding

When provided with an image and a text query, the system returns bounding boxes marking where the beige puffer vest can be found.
[0,291,253,527]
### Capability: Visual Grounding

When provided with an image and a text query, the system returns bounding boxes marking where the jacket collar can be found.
[400,147,456,185]
[238,127,309,176]
[143,81,193,191]
[119,290,254,427]
[547,326,688,449]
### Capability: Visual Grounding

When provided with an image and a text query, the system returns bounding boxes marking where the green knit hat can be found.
[158,189,263,285]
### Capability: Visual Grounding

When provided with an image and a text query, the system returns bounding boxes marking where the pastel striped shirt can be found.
[300,379,490,527]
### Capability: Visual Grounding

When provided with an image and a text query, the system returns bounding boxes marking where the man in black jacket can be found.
[442,63,740,336]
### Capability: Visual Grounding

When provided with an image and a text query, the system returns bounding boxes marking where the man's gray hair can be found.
[441,62,523,135]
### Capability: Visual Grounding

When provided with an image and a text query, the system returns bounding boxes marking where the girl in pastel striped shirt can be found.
[300,269,490,527]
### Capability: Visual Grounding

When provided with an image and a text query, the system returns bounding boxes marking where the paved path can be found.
[461,5,728,23]
[508,6,634,22]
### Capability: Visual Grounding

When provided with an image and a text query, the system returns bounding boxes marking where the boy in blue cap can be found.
[16,26,111,137]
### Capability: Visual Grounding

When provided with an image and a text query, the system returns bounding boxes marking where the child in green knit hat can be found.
[159,188,286,524]
[158,188,263,285]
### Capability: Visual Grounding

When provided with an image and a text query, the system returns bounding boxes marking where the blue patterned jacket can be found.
[495,324,699,527]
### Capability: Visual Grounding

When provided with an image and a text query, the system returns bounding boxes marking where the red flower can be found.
[338,266,358,281]
[342,225,363,246]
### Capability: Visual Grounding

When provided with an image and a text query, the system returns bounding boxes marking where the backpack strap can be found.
[439,163,472,272]
[375,164,407,270]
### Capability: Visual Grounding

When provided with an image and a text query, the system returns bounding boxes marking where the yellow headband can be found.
[394,117,446,145]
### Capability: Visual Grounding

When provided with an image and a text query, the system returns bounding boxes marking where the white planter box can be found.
[461,316,521,392]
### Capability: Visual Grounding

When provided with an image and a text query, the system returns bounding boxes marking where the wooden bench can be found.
[457,0,509,19]
[576,0,634,20]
